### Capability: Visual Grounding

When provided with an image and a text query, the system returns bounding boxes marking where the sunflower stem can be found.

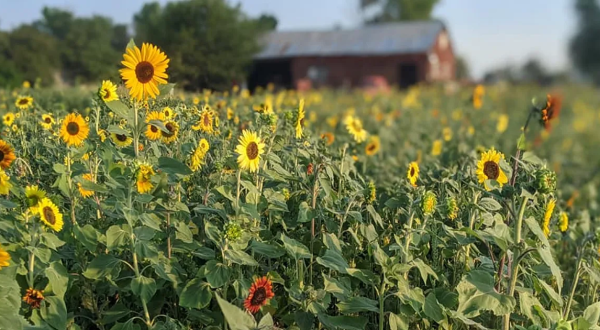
[28,221,38,288]
[235,169,242,211]
[133,102,140,158]
[464,192,480,270]
[131,232,152,327]
[66,151,77,225]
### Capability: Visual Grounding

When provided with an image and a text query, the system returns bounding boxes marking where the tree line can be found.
[0,0,276,90]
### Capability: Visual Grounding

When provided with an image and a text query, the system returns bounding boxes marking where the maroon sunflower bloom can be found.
[539,94,562,131]
[244,276,274,314]
[23,288,44,309]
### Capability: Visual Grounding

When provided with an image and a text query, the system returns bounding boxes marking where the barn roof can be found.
[255,20,446,60]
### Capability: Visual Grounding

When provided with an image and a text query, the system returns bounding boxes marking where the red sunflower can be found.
[244,276,274,314]
[539,94,562,131]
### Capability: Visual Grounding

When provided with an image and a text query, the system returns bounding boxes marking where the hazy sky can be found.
[0,0,576,78]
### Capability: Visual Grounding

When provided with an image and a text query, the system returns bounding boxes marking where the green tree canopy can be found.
[134,0,266,90]
[570,0,600,84]
[361,0,440,23]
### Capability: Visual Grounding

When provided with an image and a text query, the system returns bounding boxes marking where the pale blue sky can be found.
[0,0,576,78]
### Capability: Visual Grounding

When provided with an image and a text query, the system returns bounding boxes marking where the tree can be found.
[361,0,440,23]
[570,0,600,84]
[134,0,265,90]
[455,55,470,81]
[256,14,278,31]
[521,58,549,84]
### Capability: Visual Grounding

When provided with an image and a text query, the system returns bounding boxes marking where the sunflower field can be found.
[1,41,600,330]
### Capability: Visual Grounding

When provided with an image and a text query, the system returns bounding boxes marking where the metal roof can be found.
[255,20,445,59]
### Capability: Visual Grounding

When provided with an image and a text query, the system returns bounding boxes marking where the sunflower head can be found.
[3,113,15,126]
[60,113,90,147]
[40,114,55,130]
[445,197,459,220]
[559,212,568,233]
[224,222,243,242]
[25,185,46,211]
[295,99,305,139]
[192,109,214,134]
[421,191,437,216]
[190,139,210,172]
[431,139,442,156]
[111,131,133,148]
[0,140,16,170]
[539,94,562,131]
[320,132,335,146]
[365,181,376,204]
[15,96,33,110]
[161,120,179,144]
[38,198,64,232]
[144,111,166,141]
[407,162,419,187]
[476,148,508,191]
[244,276,275,314]
[535,168,557,194]
[543,199,556,238]
[235,130,266,173]
[23,288,44,309]
[99,80,119,103]
[162,107,175,120]
[137,164,155,194]
[0,246,10,270]
[365,136,381,156]
[78,174,95,198]
[0,170,11,195]
[120,42,169,101]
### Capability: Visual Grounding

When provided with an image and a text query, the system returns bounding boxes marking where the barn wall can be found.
[426,29,456,82]
[289,54,428,89]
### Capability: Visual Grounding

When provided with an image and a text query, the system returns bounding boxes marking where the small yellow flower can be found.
[431,139,442,156]
[2,113,15,126]
[496,114,509,133]
[235,130,265,173]
[0,170,11,195]
[40,114,55,130]
[442,127,452,142]
[99,80,119,102]
[407,162,419,187]
[77,173,95,198]
[365,136,380,156]
[15,96,33,110]
[543,199,556,237]
[559,212,568,233]
[22,81,31,89]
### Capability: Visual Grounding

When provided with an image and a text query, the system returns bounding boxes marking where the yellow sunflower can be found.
[119,42,169,101]
[38,198,63,232]
[476,148,508,191]
[11,124,18,133]
[0,140,16,169]
[25,185,46,212]
[40,114,55,130]
[2,113,15,126]
[321,132,335,146]
[407,162,419,187]
[78,173,95,198]
[559,212,568,233]
[0,170,10,195]
[235,130,266,173]
[0,246,10,270]
[161,120,179,144]
[543,199,555,238]
[443,127,452,142]
[60,113,90,147]
[162,106,175,120]
[192,107,214,134]
[137,164,155,194]
[227,108,234,120]
[99,80,119,102]
[190,138,210,172]
[253,96,273,114]
[344,115,368,143]
[145,111,166,140]
[111,132,133,148]
[15,96,33,110]
[431,139,442,156]
[365,136,380,156]
[295,99,305,139]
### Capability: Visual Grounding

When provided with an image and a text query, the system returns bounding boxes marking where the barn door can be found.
[398,63,418,88]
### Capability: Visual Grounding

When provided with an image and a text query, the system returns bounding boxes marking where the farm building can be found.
[249,20,455,90]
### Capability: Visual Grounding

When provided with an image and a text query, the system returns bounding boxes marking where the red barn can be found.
[249,20,455,90]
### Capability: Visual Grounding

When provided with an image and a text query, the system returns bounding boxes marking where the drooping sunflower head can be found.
[539,94,562,131]
[25,185,46,212]
[111,131,133,148]
[2,112,15,126]
[244,276,275,314]
[344,115,368,143]
[119,42,169,101]
[365,136,380,156]
[190,138,210,172]
[15,96,33,110]
[476,148,508,191]
[407,162,419,187]
[320,132,335,146]
[40,113,55,130]
[136,164,155,194]
[77,174,95,198]
[0,140,16,170]
[161,120,179,144]
[0,246,10,270]
[144,111,166,141]
[99,80,119,103]
[543,199,556,238]
[445,197,459,220]
[38,198,64,232]
[60,113,90,147]
[295,98,305,139]
[235,130,266,173]
[23,288,44,309]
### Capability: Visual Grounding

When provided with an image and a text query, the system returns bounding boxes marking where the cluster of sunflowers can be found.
[0,40,599,330]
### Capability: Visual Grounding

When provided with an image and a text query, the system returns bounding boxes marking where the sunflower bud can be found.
[445,197,459,220]
[421,191,437,216]
[365,181,376,204]
[224,222,242,242]
[535,168,557,194]
[282,188,290,201]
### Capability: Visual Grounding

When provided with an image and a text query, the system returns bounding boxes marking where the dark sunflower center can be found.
[18,98,29,105]
[367,144,376,152]
[44,117,52,123]
[162,123,175,137]
[150,125,158,133]
[483,161,500,180]
[410,167,415,177]
[135,61,155,83]
[103,89,111,99]
[43,206,56,225]
[203,114,210,126]
[246,142,259,160]
[66,122,80,135]
[250,287,267,306]
[0,150,4,161]
[116,134,127,142]
[300,118,305,126]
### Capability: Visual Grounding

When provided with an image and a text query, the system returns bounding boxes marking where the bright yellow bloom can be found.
[431,139,442,156]
[442,127,452,142]
[190,139,210,172]
[99,80,119,102]
[0,140,16,169]
[497,114,509,133]
[0,170,11,195]
[344,115,368,143]
[120,42,169,101]
[136,164,155,194]
[295,99,305,139]
[192,107,215,134]
[543,199,556,237]
[111,132,133,148]
[0,246,10,270]
[473,85,485,109]
[15,96,33,110]
[22,81,31,89]
[235,130,266,173]
[25,185,46,212]
[227,108,234,120]
[365,136,380,156]
[559,212,568,233]
[253,96,273,114]
[407,162,419,187]
[78,173,95,198]
[162,106,175,120]
[38,198,63,232]
[145,111,166,140]
[161,120,179,144]
[11,124,18,132]
[60,113,89,147]
[476,148,508,191]
[2,113,15,126]
[40,114,55,130]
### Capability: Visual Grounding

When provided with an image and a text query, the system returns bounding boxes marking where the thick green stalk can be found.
[464,193,480,268]
[503,196,529,330]
[133,103,140,158]
[131,233,151,327]
[379,280,386,330]
[564,252,585,319]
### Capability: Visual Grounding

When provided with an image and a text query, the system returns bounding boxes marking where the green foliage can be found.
[362,0,440,23]
[570,0,600,84]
